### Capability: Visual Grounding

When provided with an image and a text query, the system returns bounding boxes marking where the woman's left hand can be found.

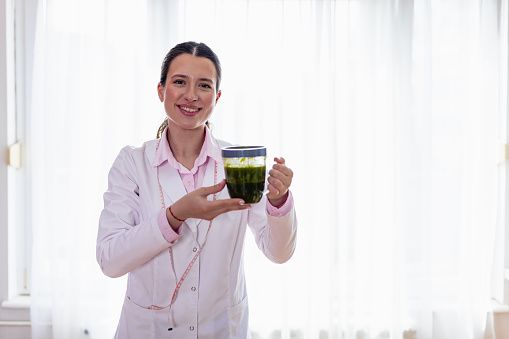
[267,157,293,207]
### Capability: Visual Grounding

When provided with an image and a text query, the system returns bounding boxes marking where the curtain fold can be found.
[28,0,503,338]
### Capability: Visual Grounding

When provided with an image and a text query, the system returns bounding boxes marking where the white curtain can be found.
[492,0,509,317]
[28,0,504,338]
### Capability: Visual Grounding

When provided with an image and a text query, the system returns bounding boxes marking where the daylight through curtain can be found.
[29,1,502,338]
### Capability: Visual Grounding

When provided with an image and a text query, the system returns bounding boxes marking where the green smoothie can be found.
[224,165,266,204]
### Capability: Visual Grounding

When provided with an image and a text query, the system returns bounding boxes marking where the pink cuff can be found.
[266,190,294,217]
[157,209,183,243]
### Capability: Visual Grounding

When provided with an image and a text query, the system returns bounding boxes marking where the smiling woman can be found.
[96,41,297,338]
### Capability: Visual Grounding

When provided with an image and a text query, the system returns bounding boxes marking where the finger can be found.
[270,164,293,179]
[214,203,251,216]
[266,183,281,198]
[268,169,292,189]
[205,199,252,219]
[210,197,247,209]
[203,198,252,218]
[274,157,285,165]
[269,168,291,182]
[182,196,249,221]
[199,179,227,197]
[267,177,287,196]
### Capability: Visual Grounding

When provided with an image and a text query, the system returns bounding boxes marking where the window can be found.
[1,1,36,335]
[1,0,32,317]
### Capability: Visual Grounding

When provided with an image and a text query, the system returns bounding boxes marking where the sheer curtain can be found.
[28,0,160,337]
[28,0,503,338]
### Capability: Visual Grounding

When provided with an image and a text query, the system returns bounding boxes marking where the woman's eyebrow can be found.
[171,74,189,79]
[171,74,214,84]
[199,78,214,84]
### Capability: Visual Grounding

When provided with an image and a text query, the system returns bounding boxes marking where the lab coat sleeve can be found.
[96,146,172,278]
[248,191,297,264]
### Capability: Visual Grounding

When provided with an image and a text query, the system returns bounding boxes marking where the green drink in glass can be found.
[221,146,267,204]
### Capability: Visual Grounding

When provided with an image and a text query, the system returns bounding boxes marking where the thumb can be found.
[199,179,227,197]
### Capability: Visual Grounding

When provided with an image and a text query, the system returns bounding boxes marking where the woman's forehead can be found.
[168,54,217,81]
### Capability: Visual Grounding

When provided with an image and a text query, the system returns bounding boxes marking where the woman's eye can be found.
[174,80,185,85]
[200,84,212,89]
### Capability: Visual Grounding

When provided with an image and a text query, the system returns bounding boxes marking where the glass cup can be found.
[221,146,267,204]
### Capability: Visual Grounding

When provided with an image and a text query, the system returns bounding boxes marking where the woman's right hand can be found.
[166,179,250,229]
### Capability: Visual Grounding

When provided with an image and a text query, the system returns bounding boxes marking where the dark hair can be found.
[157,41,222,138]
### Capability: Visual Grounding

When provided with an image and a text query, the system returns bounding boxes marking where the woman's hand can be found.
[167,179,250,228]
[267,157,293,207]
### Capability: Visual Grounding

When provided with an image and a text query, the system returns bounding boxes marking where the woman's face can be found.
[157,53,221,132]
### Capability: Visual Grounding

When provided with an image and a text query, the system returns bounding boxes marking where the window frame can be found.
[0,0,17,304]
[0,0,31,306]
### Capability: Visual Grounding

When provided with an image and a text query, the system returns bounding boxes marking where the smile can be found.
[180,106,199,113]
[178,105,201,116]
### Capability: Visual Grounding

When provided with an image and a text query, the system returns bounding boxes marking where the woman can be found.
[96,41,297,339]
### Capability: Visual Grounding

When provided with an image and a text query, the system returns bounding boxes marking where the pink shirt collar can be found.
[152,126,223,173]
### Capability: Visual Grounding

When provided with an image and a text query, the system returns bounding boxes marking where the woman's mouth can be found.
[178,105,201,116]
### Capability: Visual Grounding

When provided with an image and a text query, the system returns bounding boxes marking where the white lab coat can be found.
[96,135,297,339]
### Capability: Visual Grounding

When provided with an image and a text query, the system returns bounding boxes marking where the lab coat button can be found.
[193,247,197,252]
[191,286,196,291]
[190,326,195,331]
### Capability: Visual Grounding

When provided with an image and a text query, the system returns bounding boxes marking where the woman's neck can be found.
[166,123,206,170]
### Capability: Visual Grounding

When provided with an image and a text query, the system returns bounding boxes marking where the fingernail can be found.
[239,200,245,205]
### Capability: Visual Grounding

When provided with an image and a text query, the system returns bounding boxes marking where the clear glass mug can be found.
[221,146,267,204]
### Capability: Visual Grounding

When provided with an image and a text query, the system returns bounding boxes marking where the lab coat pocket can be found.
[227,295,249,339]
[115,295,158,339]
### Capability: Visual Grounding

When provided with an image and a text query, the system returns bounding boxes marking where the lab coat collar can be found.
[151,126,224,169]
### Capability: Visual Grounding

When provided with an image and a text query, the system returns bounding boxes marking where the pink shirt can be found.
[154,127,293,243]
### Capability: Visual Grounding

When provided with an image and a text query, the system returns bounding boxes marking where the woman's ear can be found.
[216,90,222,104]
[157,83,164,102]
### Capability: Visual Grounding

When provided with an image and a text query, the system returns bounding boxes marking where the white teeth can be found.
[180,106,199,113]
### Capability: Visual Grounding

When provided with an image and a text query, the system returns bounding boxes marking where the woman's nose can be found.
[184,86,198,102]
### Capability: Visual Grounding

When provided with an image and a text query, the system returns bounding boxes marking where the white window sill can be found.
[0,295,30,328]
[492,299,509,314]
[1,295,30,310]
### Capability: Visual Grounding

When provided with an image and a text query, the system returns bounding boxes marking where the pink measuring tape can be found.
[151,136,218,331]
